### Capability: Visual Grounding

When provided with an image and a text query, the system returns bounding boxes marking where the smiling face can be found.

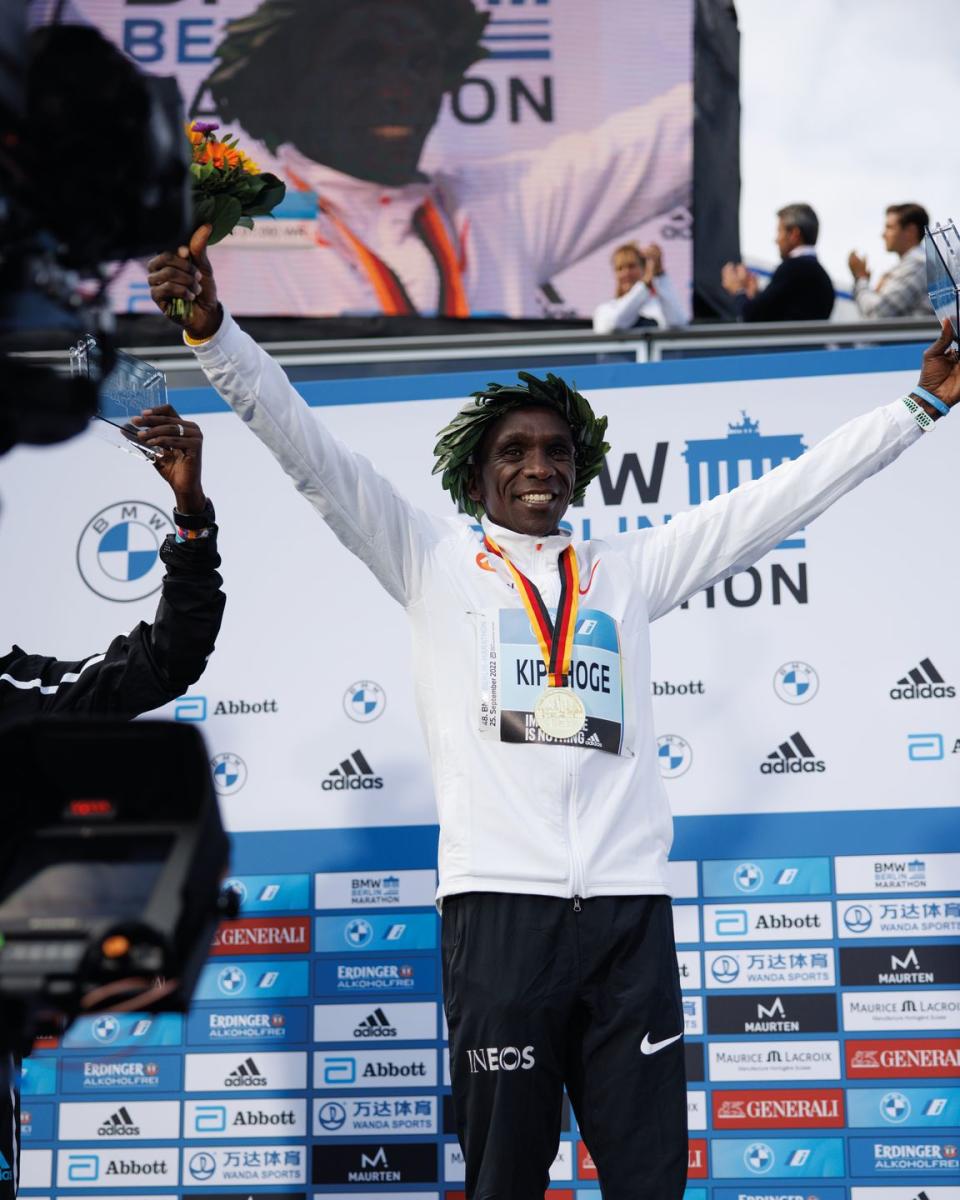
[613,247,644,297]
[467,406,577,536]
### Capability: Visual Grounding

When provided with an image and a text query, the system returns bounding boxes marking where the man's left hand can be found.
[132,404,206,513]
[917,319,960,409]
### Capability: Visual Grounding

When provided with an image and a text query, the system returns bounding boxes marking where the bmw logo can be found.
[344,680,386,723]
[843,904,873,934]
[774,661,820,705]
[880,1091,911,1123]
[710,954,740,984]
[745,1142,774,1174]
[656,734,692,779]
[92,1015,120,1044]
[316,1100,347,1131]
[345,918,374,948]
[734,862,764,892]
[188,1152,217,1182]
[223,878,247,905]
[76,502,175,602]
[218,966,246,995]
[210,753,247,795]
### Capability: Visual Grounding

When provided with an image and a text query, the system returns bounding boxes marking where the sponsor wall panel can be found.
[3,353,960,1196]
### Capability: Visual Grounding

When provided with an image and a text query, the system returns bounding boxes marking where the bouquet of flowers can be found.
[166,120,286,321]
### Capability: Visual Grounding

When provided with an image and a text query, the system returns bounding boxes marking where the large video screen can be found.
[48,0,693,320]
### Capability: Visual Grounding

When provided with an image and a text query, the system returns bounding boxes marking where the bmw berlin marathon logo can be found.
[344,680,386,722]
[77,502,175,602]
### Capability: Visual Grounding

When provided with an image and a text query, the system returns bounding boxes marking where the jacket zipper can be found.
[563,742,587,906]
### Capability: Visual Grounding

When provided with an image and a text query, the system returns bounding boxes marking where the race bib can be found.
[477,607,624,753]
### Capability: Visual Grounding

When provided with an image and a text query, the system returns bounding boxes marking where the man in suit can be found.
[721,203,835,321]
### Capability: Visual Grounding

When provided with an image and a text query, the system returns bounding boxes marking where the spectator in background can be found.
[848,203,933,319]
[592,242,688,333]
[721,203,834,322]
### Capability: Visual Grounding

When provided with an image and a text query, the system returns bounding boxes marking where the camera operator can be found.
[0,403,225,1199]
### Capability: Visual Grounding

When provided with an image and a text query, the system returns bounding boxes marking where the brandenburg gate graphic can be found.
[683,412,807,548]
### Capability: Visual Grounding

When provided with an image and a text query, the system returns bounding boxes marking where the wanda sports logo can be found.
[846,1037,960,1077]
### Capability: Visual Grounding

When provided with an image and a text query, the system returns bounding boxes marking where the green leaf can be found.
[236,215,254,230]
[193,194,216,225]
[207,194,243,245]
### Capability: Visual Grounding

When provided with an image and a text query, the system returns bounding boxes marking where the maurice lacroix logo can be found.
[344,680,387,723]
[77,502,175,602]
[761,731,825,774]
[323,750,383,791]
[657,734,692,778]
[891,658,955,700]
[774,661,819,704]
[210,752,247,795]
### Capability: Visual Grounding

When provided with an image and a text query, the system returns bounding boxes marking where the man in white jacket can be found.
[149,227,958,1200]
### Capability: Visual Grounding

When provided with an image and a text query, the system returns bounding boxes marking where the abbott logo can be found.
[323,1056,356,1085]
[193,1104,227,1133]
[908,733,944,761]
[713,909,749,936]
[66,1155,100,1182]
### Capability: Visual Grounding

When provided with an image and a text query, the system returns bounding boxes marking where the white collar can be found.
[788,245,819,259]
[277,144,432,214]
[480,516,572,575]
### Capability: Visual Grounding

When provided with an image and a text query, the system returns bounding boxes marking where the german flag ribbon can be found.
[484,537,580,688]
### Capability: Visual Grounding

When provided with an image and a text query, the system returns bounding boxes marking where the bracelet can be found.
[912,384,951,417]
[902,394,935,432]
[176,525,212,543]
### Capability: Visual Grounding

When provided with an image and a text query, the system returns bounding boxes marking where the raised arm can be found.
[148,228,449,606]
[629,323,958,620]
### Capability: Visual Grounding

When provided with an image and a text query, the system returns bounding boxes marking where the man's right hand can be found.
[147,225,222,341]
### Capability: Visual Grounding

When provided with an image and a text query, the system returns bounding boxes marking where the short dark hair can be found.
[887,203,929,242]
[196,0,490,153]
[777,203,819,246]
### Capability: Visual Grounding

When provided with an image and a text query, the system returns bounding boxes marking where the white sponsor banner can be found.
[835,852,960,893]
[704,946,836,989]
[444,1141,569,1184]
[19,1150,52,1189]
[314,869,437,909]
[851,1191,960,1200]
[183,1050,307,1092]
[837,898,960,939]
[183,1097,307,1139]
[687,1089,707,1131]
[683,995,703,1035]
[314,1048,438,1090]
[56,1148,180,1189]
[313,1001,437,1043]
[666,860,698,898]
[443,1048,451,1088]
[57,1101,181,1141]
[703,901,833,943]
[708,1039,842,1082]
[677,950,701,990]
[672,904,700,944]
[842,989,960,1031]
[314,1094,438,1137]
[181,1145,306,1187]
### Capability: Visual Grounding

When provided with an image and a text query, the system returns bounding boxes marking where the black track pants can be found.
[442,892,687,1200]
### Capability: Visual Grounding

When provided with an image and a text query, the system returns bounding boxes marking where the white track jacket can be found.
[193,313,922,900]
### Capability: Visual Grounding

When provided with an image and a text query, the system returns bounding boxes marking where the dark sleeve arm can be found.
[738,265,792,322]
[0,519,225,719]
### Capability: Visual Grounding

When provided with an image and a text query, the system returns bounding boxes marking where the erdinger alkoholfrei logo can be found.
[761,732,825,774]
[891,658,956,700]
[344,680,386,723]
[656,734,692,778]
[210,753,247,795]
[77,502,175,602]
[774,661,820,704]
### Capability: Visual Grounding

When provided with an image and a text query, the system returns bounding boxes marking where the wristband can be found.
[912,385,950,417]
[174,497,216,542]
[902,394,935,432]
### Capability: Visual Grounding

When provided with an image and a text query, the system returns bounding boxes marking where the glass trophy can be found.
[70,336,168,462]
[925,220,960,345]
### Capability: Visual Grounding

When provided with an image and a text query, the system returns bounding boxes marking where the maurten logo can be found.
[760,731,825,774]
[354,1008,397,1038]
[891,658,955,700]
[98,1106,139,1136]
[226,1056,266,1087]
[76,502,175,602]
[323,750,383,790]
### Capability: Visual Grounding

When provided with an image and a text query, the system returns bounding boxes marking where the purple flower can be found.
[191,120,219,134]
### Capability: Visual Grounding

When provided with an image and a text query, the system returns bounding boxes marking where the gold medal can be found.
[534,687,586,739]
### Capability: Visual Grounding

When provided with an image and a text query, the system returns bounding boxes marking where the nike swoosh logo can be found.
[579,559,601,595]
[640,1031,683,1055]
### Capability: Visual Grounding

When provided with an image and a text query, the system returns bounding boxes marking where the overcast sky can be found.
[737,0,953,290]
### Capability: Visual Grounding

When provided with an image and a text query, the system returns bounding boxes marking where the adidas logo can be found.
[585,731,603,748]
[97,1106,139,1136]
[890,658,955,700]
[226,1056,267,1087]
[760,731,825,774]
[354,1007,398,1039]
[322,749,384,791]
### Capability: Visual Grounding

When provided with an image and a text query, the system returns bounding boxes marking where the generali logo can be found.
[210,917,311,956]
[846,1037,960,1078]
[712,1088,844,1128]
[687,1139,708,1178]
